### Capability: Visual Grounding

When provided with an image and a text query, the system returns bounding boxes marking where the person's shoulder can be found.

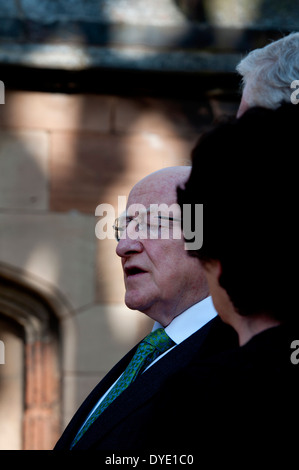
[192,315,239,358]
[240,323,298,365]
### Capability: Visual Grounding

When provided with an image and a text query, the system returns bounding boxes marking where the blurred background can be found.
[0,0,297,450]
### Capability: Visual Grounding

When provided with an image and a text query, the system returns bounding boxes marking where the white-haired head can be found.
[236,32,299,115]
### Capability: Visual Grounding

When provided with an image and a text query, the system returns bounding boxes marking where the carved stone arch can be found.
[0,262,70,449]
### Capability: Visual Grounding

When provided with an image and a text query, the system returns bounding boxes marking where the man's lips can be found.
[124,266,147,277]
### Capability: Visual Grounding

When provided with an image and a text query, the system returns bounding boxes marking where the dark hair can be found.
[178,103,298,321]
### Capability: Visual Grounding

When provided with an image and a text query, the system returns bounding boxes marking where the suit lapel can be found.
[54,343,139,449]
[74,319,215,449]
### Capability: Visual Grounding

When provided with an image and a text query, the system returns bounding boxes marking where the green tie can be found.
[70,328,175,448]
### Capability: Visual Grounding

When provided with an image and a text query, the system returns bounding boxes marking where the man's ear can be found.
[204,259,222,282]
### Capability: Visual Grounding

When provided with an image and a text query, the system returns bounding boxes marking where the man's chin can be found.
[124,293,150,314]
[124,295,143,312]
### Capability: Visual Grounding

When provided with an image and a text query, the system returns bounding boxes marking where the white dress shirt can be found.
[148,295,218,369]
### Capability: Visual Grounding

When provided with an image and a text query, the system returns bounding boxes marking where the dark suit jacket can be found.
[143,322,299,459]
[54,316,237,450]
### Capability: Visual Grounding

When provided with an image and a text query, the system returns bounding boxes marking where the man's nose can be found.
[116,230,144,258]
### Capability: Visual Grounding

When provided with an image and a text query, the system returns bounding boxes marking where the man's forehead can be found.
[127,172,185,205]
[127,185,177,205]
[125,167,190,214]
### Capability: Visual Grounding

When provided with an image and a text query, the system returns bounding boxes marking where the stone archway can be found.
[0,314,24,449]
[0,263,67,450]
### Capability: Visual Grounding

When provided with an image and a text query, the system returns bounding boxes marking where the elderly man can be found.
[54,166,236,450]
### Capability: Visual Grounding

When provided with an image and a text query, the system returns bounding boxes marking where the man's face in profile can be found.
[115,169,208,326]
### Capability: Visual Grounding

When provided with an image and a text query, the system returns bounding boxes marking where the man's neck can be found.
[145,295,210,328]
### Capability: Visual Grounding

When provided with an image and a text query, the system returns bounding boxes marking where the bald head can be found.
[128,166,191,208]
[136,166,191,185]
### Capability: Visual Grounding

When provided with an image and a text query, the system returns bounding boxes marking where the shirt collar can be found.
[152,296,218,345]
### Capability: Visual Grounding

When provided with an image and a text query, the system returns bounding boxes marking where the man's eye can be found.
[158,216,174,226]
[156,217,163,228]
[145,214,153,226]
[146,215,162,227]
